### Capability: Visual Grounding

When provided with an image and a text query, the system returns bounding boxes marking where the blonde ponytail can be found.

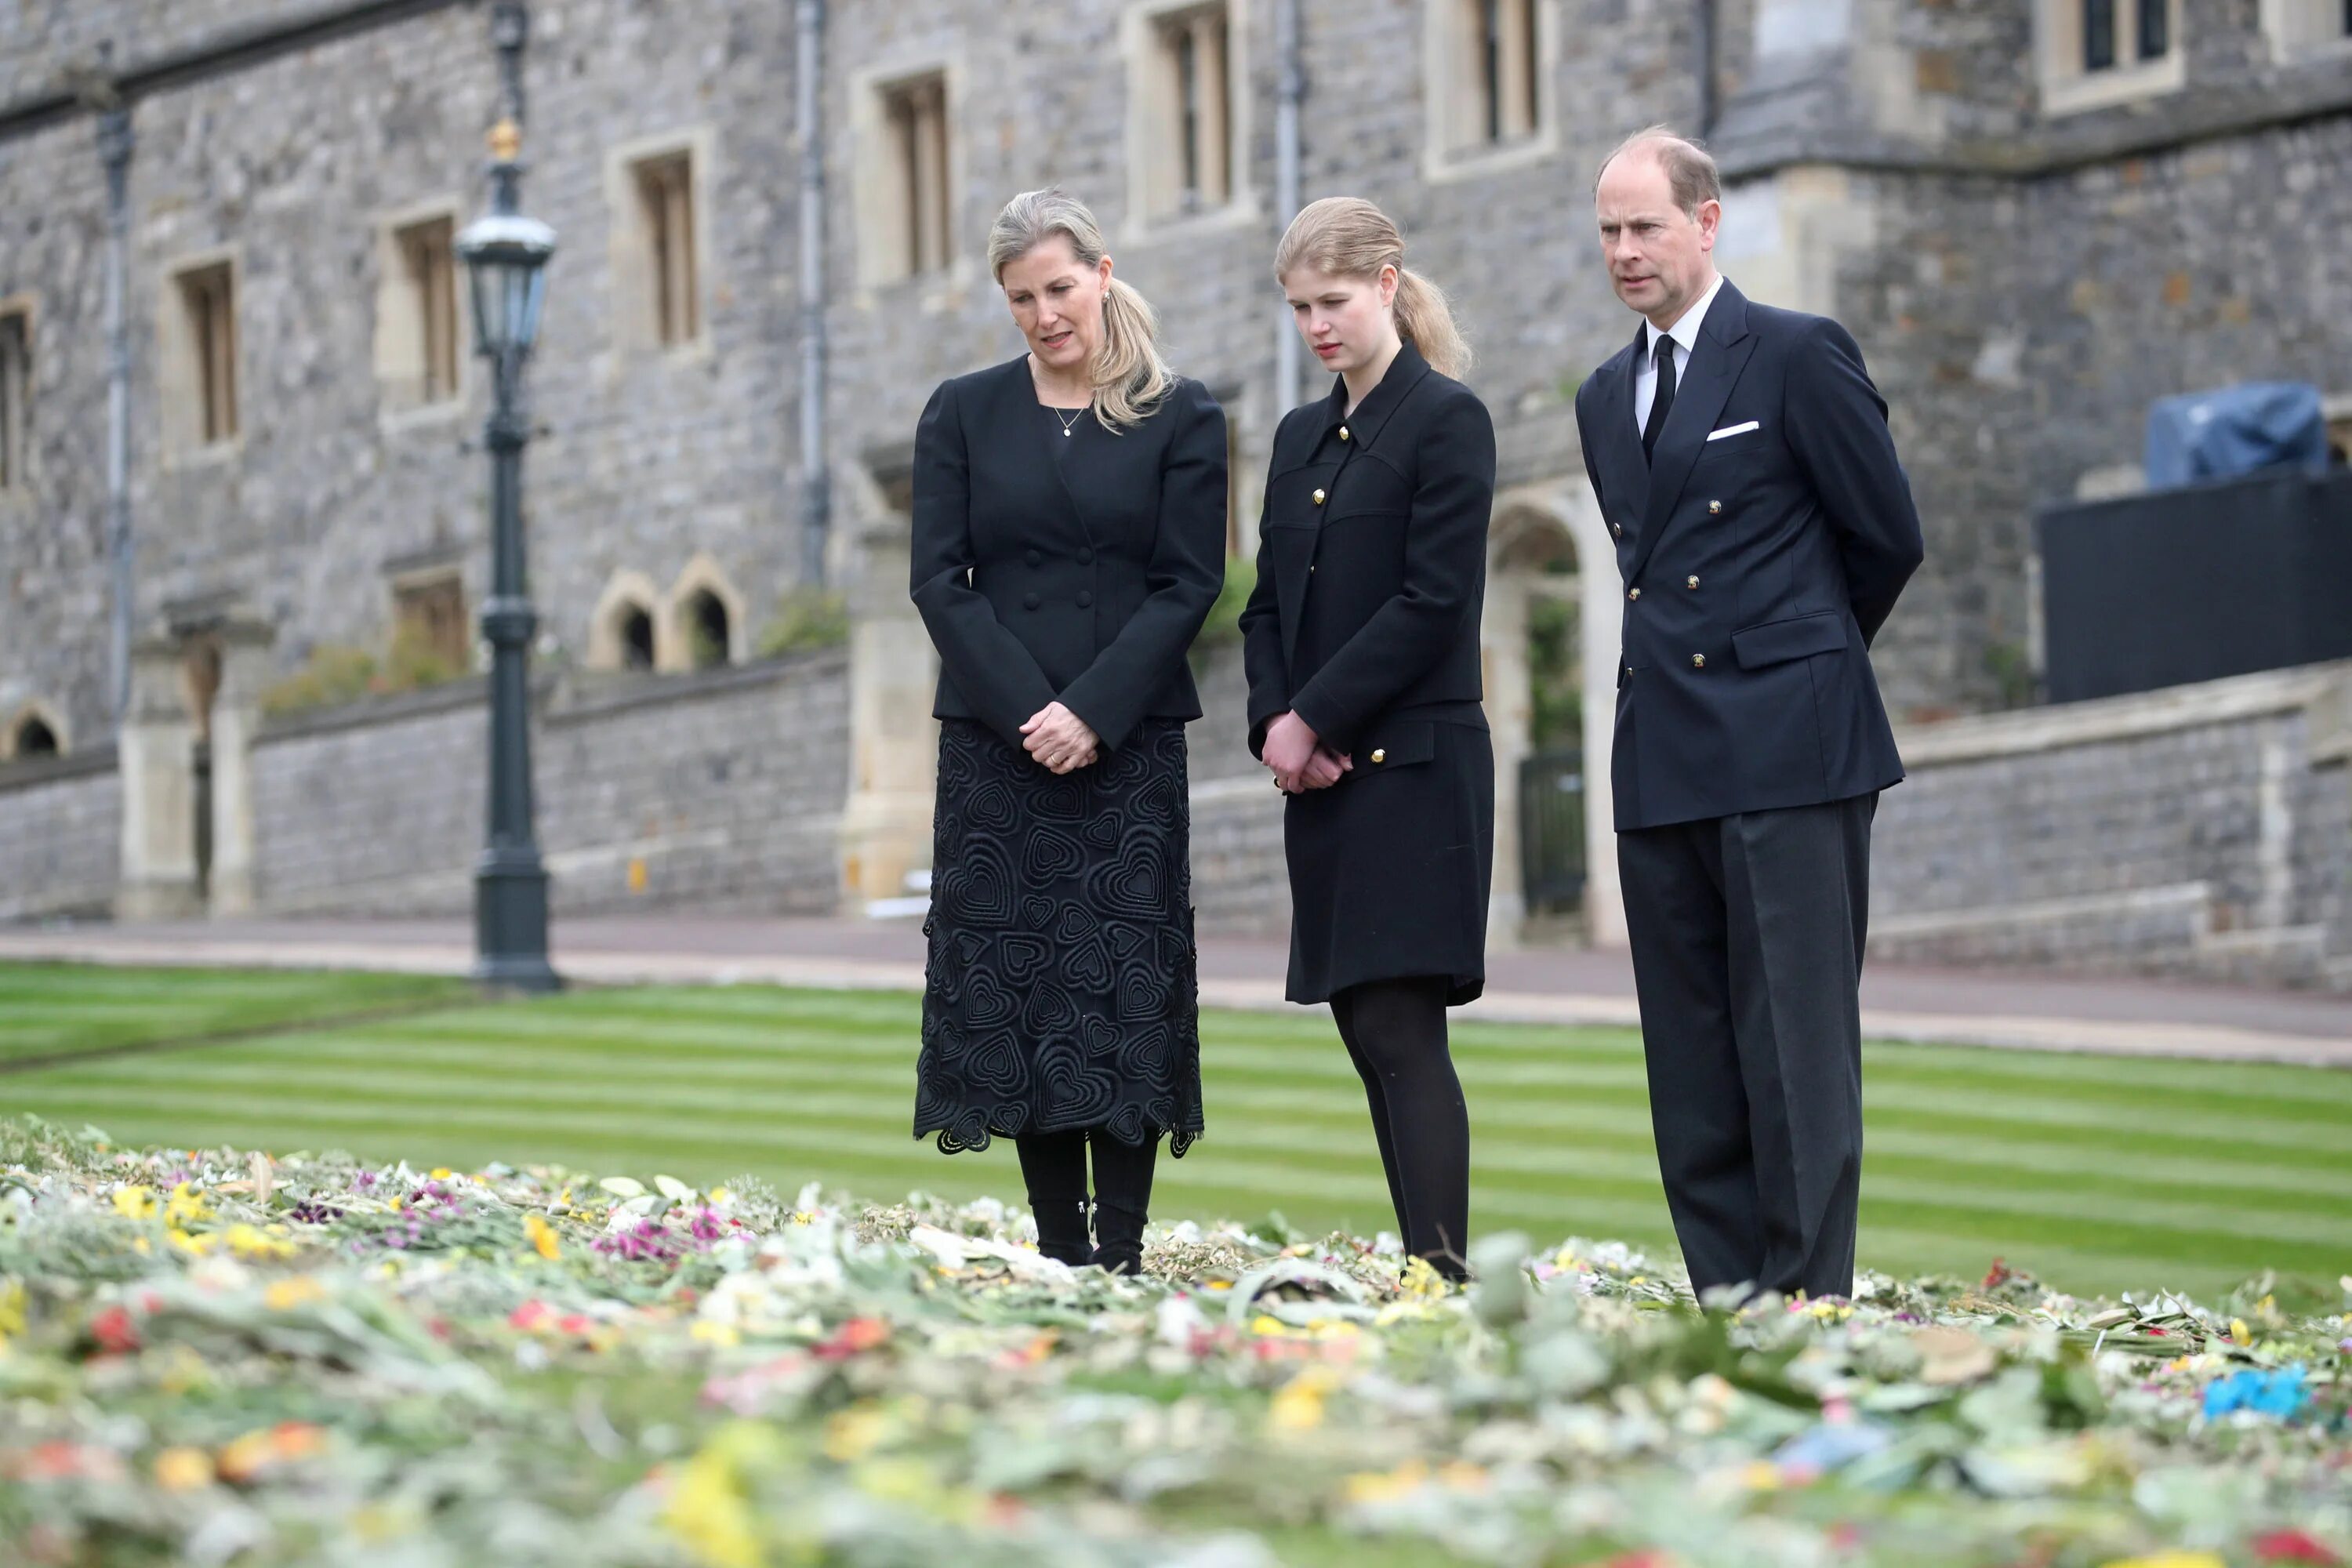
[1274,197,1473,379]
[987,188,1174,431]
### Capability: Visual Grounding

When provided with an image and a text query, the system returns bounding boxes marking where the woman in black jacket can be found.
[909,189,1227,1274]
[1239,198,1496,1280]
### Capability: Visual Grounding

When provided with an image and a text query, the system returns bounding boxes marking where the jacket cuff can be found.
[1285,689,1352,756]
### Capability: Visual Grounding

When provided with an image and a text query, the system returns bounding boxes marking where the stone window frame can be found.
[1423,0,1560,185]
[589,569,664,673]
[605,128,717,361]
[1,699,68,762]
[851,60,970,296]
[661,552,748,673]
[2034,0,2185,118]
[158,248,243,466]
[1122,0,1257,241]
[372,198,471,429]
[0,294,31,498]
[2258,0,2352,62]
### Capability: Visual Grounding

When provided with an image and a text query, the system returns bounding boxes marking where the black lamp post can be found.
[457,7,559,993]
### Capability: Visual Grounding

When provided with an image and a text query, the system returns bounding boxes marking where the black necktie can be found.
[1641,332,1677,463]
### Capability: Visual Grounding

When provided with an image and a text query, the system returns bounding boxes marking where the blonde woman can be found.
[1239,197,1496,1280]
[909,189,1228,1274]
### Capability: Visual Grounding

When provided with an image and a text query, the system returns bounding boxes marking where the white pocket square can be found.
[1706,420,1761,441]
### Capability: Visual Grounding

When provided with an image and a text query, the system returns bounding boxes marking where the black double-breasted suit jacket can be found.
[910,358,1228,753]
[1573,281,1925,831]
[1239,343,1497,1004]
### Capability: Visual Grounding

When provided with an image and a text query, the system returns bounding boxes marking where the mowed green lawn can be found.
[3,963,2347,1301]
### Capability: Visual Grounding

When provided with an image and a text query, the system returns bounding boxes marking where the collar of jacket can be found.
[1313,338,1434,450]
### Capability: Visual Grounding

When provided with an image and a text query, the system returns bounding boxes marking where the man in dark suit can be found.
[1572,128,1924,1301]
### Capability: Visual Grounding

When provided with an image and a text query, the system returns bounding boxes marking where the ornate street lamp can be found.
[457,5,559,993]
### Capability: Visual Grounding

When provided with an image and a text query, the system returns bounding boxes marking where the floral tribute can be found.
[1,1116,2346,1567]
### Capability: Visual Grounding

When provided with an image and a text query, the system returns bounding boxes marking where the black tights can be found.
[1333,976,1471,1279]
[1014,1129,1159,1272]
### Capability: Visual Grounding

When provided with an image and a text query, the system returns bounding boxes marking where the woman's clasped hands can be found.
[1021,701,1101,775]
[1261,710,1352,794]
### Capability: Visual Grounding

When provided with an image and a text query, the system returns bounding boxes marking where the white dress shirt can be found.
[1632,271,1726,436]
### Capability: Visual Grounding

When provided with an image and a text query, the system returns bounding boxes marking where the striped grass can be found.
[2,967,2346,1300]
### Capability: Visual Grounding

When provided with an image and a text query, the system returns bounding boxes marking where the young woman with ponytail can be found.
[908,189,1228,1275]
[1238,197,1497,1281]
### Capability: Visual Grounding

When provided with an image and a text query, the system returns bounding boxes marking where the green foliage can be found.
[755,586,851,659]
[1190,554,1256,658]
[259,625,469,716]
[1526,591,1584,747]
[1984,638,2040,710]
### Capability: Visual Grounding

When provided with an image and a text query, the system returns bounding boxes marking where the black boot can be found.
[1091,1200,1148,1275]
[1016,1131,1095,1266]
[1031,1197,1095,1268]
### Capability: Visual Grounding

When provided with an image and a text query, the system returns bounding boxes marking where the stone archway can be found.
[1483,481,1626,949]
[661,552,748,673]
[587,570,662,673]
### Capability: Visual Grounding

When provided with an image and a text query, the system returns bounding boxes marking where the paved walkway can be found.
[3,914,2347,1066]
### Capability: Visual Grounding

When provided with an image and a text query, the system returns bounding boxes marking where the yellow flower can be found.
[691,1321,742,1348]
[662,1425,778,1568]
[154,1446,214,1490]
[524,1213,562,1261]
[1250,1314,1291,1337]
[0,1279,26,1341]
[112,1185,156,1220]
[163,1182,213,1227]
[2229,1319,2252,1346]
[2098,1555,2227,1568]
[225,1225,297,1261]
[1344,1460,1429,1504]
[1399,1258,1452,1298]
[823,1404,890,1463]
[168,1228,219,1257]
[431,1168,454,1180]
[264,1277,325,1312]
[1269,1367,1340,1432]
[1739,1460,1783,1491]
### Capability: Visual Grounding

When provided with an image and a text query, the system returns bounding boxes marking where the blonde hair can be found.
[987,187,1173,431]
[1273,196,1472,380]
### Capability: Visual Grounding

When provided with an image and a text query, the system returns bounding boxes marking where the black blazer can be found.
[1240,342,1494,760]
[911,358,1228,753]
[1573,280,1925,831]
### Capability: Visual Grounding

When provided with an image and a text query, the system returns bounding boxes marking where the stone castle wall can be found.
[0,748,122,922]
[247,647,851,916]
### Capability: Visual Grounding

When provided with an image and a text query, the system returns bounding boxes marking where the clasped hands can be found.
[1261,711,1352,794]
[1021,701,1100,775]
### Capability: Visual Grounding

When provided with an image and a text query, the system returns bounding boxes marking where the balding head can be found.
[1595,126,1722,218]
[1593,125,1723,330]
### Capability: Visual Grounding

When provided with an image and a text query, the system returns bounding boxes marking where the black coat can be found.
[911,358,1228,753]
[1239,343,1497,1004]
[1573,281,1925,831]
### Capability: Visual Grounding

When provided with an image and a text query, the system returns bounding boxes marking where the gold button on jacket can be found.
[1628,586,1641,601]
[1370,748,1386,763]
[1338,426,1351,441]
[1312,488,1327,505]
[1686,575,1700,589]
[1692,653,1707,669]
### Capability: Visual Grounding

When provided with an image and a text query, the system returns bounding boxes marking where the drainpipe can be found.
[1272,0,1303,415]
[97,101,135,724]
[1694,0,1717,136]
[796,0,830,588]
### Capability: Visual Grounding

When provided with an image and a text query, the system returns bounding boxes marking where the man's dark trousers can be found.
[1617,794,1874,1299]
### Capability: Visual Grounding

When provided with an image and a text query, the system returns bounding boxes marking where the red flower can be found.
[1981,1258,2013,1290]
[89,1305,140,1356]
[814,1316,891,1360]
[2254,1530,2343,1565]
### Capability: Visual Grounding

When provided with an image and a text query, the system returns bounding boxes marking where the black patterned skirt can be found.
[913,718,1203,1156]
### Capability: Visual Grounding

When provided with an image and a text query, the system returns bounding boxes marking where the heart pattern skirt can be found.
[913,719,1203,1156]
